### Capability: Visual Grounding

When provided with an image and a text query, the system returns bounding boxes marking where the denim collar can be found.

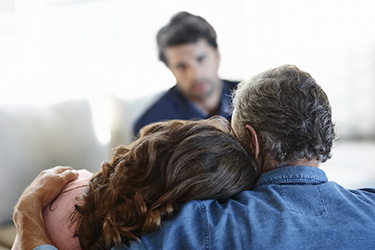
[255,166,328,188]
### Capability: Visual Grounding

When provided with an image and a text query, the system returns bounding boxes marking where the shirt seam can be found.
[198,200,211,250]
[256,176,326,187]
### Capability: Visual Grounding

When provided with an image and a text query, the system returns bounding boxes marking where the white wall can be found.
[0,0,374,187]
[1,0,374,139]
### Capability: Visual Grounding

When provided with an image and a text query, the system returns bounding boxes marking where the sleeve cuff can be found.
[33,244,58,250]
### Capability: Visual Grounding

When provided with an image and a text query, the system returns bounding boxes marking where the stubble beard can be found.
[189,78,219,102]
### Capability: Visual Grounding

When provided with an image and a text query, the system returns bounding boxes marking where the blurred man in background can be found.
[133,11,239,136]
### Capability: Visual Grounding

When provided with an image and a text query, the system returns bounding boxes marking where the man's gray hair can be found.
[232,64,336,167]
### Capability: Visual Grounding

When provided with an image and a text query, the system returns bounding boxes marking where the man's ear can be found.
[245,124,260,160]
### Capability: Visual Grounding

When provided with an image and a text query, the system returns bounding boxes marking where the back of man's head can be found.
[157,11,218,65]
[232,64,336,168]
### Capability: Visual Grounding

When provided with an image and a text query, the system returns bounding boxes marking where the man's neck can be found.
[191,80,223,116]
[262,159,320,173]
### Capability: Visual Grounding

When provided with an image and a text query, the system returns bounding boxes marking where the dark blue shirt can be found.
[132,80,239,137]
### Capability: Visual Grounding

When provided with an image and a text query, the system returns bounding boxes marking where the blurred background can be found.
[0,0,374,188]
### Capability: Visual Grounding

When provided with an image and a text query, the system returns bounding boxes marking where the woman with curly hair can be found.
[12,117,258,250]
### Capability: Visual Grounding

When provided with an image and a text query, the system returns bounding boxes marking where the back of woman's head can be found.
[74,117,257,249]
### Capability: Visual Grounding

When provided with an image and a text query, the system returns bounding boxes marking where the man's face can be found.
[165,39,221,101]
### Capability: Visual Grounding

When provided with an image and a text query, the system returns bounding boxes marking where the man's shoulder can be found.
[336,186,375,203]
[133,86,183,131]
[222,79,240,86]
[122,183,375,250]
[144,86,181,111]
[222,79,240,90]
[123,200,208,250]
[125,195,259,250]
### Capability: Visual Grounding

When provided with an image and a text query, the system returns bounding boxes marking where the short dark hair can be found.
[157,11,218,65]
[232,64,337,167]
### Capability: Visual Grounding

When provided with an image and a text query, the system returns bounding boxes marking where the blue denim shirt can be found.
[34,166,375,250]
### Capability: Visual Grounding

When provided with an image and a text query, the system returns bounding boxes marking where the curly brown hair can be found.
[72,117,257,249]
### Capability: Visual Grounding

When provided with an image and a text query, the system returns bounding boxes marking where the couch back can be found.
[0,100,110,225]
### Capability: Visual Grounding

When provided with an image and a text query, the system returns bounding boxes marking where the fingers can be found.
[17,166,79,209]
[42,166,79,182]
[60,168,79,183]
[14,166,81,221]
[45,165,74,174]
[39,167,79,207]
[50,166,79,187]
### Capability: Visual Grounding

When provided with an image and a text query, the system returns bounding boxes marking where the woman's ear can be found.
[245,125,260,160]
